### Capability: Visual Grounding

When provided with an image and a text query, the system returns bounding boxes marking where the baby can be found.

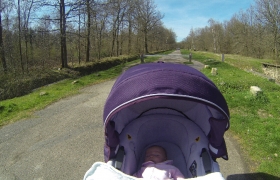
[134,145,185,180]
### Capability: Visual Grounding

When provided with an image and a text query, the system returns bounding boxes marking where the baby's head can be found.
[144,145,167,163]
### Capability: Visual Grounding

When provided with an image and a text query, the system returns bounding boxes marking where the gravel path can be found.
[0,50,249,180]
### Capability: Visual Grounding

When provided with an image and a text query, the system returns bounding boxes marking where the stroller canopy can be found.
[103,62,230,162]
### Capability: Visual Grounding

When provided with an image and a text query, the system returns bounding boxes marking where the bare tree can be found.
[94,3,108,59]
[107,0,128,56]
[21,0,37,72]
[59,0,67,67]
[250,6,266,59]
[17,0,24,73]
[189,28,196,51]
[134,0,163,53]
[36,15,52,68]
[42,0,81,68]
[78,4,82,64]
[126,1,134,54]
[1,1,15,71]
[0,0,7,72]
[255,0,280,61]
[85,0,91,62]
[222,21,233,54]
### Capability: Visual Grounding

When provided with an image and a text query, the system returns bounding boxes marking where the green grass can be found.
[184,50,276,73]
[181,50,280,177]
[0,55,161,127]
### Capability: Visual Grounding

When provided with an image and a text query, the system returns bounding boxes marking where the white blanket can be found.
[83,162,137,180]
[83,162,225,180]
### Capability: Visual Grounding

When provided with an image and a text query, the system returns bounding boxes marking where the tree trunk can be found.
[24,32,29,73]
[60,0,67,68]
[116,31,119,56]
[144,30,148,53]
[18,0,24,73]
[23,0,34,73]
[97,20,104,60]
[78,7,81,64]
[29,30,34,66]
[128,17,132,54]
[0,9,7,72]
[111,30,116,57]
[274,31,278,61]
[86,0,90,62]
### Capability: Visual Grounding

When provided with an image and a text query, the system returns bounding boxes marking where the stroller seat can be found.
[102,63,230,179]
[114,109,220,178]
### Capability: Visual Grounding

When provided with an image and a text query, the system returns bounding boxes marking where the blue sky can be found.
[154,0,255,42]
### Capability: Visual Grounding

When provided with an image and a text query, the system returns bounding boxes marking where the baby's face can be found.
[145,146,167,163]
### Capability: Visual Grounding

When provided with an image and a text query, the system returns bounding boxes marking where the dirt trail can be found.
[0,50,248,180]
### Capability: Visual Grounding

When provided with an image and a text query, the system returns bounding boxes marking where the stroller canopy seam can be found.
[104,93,229,126]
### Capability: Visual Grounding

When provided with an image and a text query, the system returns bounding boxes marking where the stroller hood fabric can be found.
[103,62,230,162]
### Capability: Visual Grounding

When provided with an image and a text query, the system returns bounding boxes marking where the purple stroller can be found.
[85,62,230,179]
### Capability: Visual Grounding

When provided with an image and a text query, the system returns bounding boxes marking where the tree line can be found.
[0,0,177,74]
[181,0,280,62]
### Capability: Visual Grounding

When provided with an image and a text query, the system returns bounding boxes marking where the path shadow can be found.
[227,172,280,180]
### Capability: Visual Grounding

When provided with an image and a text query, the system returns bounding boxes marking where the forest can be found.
[181,0,280,62]
[0,0,178,100]
[0,0,177,75]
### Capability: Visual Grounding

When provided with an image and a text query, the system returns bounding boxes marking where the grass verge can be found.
[0,55,160,127]
[181,50,280,178]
